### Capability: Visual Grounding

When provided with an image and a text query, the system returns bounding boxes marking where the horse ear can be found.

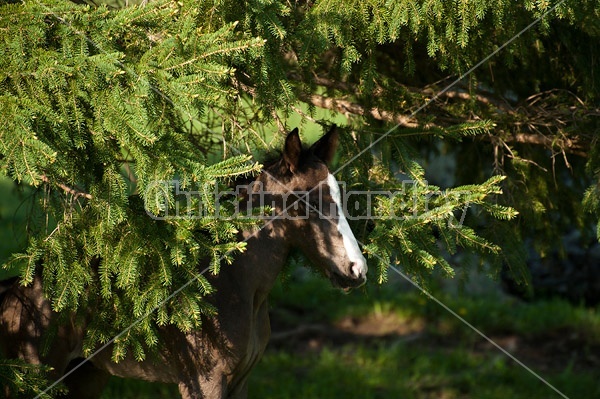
[310,125,339,165]
[283,128,302,173]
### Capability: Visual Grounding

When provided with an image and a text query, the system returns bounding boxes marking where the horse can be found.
[0,126,367,399]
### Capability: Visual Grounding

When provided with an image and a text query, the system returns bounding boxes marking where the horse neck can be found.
[228,174,292,298]
[235,220,290,298]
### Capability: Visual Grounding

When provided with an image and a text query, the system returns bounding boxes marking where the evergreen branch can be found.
[298,92,423,128]
[0,0,594,379]
[500,133,589,157]
[289,73,595,160]
[0,357,64,399]
[40,175,92,200]
[438,89,508,108]
[165,40,265,71]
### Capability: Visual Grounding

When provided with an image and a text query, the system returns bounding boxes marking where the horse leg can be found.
[228,381,248,399]
[178,374,228,399]
[178,380,203,399]
[62,358,110,399]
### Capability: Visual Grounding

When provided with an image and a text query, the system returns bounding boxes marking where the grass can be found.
[100,272,600,399]
[270,271,600,340]
[251,344,598,399]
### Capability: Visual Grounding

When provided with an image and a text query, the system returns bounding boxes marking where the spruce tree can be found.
[1,0,598,391]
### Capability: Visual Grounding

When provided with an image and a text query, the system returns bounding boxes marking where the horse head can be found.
[252,126,368,289]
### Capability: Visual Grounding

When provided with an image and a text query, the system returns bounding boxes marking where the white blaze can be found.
[327,173,368,280]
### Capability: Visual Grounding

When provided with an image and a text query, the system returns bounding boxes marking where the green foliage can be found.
[0,357,65,399]
[0,0,598,391]
[363,171,514,284]
[0,178,33,275]
[337,119,518,286]
[0,0,263,361]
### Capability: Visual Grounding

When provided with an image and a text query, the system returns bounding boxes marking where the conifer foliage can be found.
[1,0,598,391]
[0,0,265,363]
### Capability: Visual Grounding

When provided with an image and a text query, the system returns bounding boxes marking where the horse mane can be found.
[230,152,283,191]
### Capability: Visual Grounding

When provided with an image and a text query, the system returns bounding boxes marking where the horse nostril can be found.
[350,261,365,279]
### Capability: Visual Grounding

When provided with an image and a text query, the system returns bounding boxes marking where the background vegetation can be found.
[1,0,598,397]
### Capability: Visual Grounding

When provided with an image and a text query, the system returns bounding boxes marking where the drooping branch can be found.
[437,89,510,109]
[501,133,589,158]
[287,73,419,127]
[236,72,596,159]
[299,92,421,128]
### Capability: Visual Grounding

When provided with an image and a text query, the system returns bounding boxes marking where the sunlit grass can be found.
[270,271,600,341]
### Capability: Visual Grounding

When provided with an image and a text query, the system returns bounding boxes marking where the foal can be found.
[0,126,367,399]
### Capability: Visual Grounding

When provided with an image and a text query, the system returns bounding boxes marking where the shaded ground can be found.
[101,274,600,398]
[269,305,600,374]
[248,274,600,399]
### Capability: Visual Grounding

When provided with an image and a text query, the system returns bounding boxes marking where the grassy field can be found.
[101,273,600,399]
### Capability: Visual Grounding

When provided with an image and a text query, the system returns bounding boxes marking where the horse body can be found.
[91,228,289,398]
[0,126,367,399]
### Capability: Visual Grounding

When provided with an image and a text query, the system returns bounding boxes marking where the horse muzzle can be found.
[330,258,367,290]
